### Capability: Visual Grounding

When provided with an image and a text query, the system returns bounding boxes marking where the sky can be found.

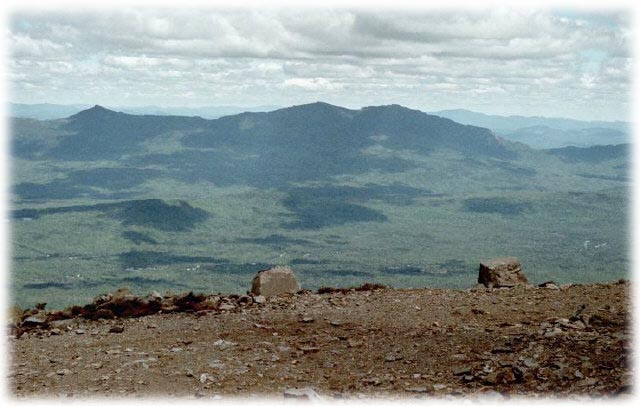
[6,4,633,121]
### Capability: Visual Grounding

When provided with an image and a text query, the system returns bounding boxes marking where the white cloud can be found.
[283,77,344,91]
[7,7,631,120]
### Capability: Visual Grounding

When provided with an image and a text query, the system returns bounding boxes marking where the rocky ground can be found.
[7,280,633,401]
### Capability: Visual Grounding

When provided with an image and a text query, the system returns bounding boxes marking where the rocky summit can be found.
[8,280,631,400]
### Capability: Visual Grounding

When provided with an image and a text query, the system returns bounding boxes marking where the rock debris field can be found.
[8,280,632,401]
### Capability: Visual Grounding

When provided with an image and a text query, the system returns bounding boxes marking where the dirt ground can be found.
[7,281,633,401]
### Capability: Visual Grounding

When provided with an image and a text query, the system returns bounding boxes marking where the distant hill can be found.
[432,109,629,149]
[546,143,630,164]
[502,126,628,149]
[8,102,280,120]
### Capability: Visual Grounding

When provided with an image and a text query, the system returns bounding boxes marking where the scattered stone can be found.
[219,303,236,311]
[478,257,528,288]
[362,378,382,386]
[578,378,599,387]
[50,328,61,335]
[253,295,266,304]
[543,327,562,338]
[23,313,48,326]
[56,369,71,376]
[300,346,320,354]
[75,329,85,335]
[109,326,124,334]
[213,339,237,350]
[405,386,428,393]
[300,317,314,323]
[454,366,472,376]
[538,281,560,290]
[251,266,301,297]
[209,360,225,369]
[384,353,403,362]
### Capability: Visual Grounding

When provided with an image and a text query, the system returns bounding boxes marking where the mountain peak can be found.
[68,105,119,119]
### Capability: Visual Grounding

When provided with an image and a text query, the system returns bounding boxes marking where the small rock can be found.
[109,326,124,334]
[253,295,266,304]
[544,327,562,338]
[23,313,48,325]
[209,360,225,369]
[384,353,403,362]
[483,372,498,385]
[213,339,237,350]
[362,378,382,386]
[578,378,598,387]
[299,317,315,323]
[75,329,85,335]
[50,328,61,335]
[219,303,236,311]
[453,366,472,376]
[300,346,320,354]
[405,386,428,393]
[538,281,560,289]
[56,369,71,376]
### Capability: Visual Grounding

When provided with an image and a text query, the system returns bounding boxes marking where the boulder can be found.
[478,257,528,288]
[251,266,301,297]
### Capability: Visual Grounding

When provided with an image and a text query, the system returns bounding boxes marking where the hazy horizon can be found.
[8,100,631,123]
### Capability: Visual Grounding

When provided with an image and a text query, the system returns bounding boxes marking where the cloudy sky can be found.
[7,6,632,121]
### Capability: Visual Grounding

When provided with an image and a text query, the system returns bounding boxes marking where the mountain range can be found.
[433,109,629,148]
[10,103,629,149]
[9,102,280,121]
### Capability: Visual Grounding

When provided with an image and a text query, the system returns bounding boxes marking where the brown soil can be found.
[8,281,632,400]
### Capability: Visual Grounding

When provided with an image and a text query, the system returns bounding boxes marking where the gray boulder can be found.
[251,266,301,297]
[478,257,528,288]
